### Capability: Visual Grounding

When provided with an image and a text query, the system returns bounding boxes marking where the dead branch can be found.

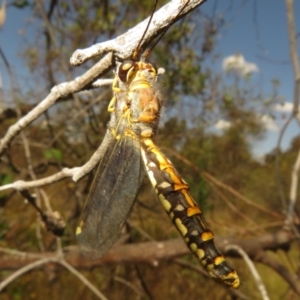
[0,53,113,157]
[225,245,270,300]
[0,128,114,192]
[70,0,206,66]
[257,251,300,295]
[285,0,300,223]
[163,146,284,219]
[0,228,298,294]
[287,148,300,224]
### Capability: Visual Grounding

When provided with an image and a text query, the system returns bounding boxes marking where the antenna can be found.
[142,0,191,59]
[132,0,158,60]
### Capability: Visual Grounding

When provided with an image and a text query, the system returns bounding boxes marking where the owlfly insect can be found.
[76,0,240,289]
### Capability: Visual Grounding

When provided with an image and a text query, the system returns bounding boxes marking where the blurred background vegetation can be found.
[0,0,299,299]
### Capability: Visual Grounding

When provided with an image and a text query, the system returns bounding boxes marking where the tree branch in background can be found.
[70,0,206,65]
[0,52,113,157]
[284,0,300,224]
[0,228,299,294]
[225,244,270,300]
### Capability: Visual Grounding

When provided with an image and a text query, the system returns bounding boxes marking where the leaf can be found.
[44,148,63,163]
[12,0,30,9]
[0,173,12,185]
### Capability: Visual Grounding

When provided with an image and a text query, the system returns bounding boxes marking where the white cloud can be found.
[260,115,278,131]
[215,119,231,130]
[273,102,294,113]
[223,53,259,76]
[214,115,279,132]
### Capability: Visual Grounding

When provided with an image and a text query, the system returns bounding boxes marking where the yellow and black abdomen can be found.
[141,138,240,289]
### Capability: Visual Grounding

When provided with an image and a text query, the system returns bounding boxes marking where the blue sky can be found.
[201,0,300,157]
[0,0,299,157]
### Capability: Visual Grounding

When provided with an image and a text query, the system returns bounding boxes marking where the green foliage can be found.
[11,0,30,9]
[0,173,12,206]
[0,173,12,185]
[11,286,21,300]
[44,148,63,163]
[24,47,39,71]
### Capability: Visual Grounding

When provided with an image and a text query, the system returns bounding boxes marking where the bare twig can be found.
[0,253,107,300]
[286,148,300,224]
[174,258,249,300]
[225,245,270,300]
[0,229,298,292]
[20,132,45,251]
[59,260,108,300]
[114,276,147,299]
[92,79,114,87]
[0,52,113,157]
[0,257,58,292]
[285,0,300,85]
[284,0,300,222]
[70,0,206,65]
[0,247,44,259]
[257,250,300,295]
[34,0,71,77]
[275,113,294,209]
[47,88,110,147]
[209,180,263,229]
[39,188,53,212]
[163,146,284,219]
[34,0,86,117]
[0,230,294,268]
[0,128,113,191]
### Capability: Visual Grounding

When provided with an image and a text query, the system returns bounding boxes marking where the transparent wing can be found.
[76,134,145,259]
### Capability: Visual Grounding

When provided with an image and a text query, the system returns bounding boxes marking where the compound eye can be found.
[149,63,158,74]
[145,62,157,77]
[118,60,136,82]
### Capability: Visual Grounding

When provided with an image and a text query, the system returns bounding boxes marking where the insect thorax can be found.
[110,60,163,140]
